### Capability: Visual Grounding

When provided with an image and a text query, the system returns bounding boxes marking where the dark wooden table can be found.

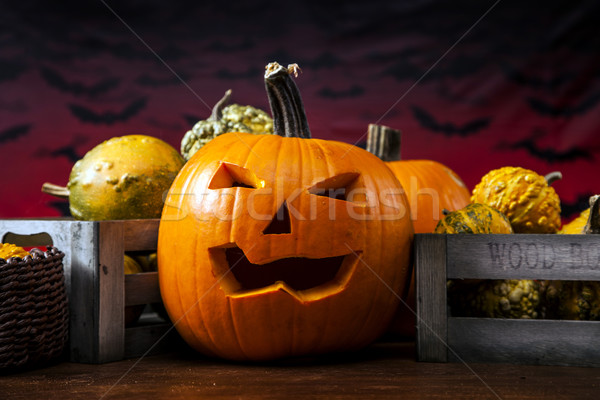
[2,341,599,399]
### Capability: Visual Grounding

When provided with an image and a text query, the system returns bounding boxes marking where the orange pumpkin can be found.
[366,124,470,233]
[158,63,414,360]
[366,124,470,338]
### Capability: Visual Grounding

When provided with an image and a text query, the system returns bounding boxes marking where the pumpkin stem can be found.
[208,89,233,121]
[264,62,311,138]
[584,195,600,234]
[544,171,562,186]
[366,124,401,161]
[41,182,70,199]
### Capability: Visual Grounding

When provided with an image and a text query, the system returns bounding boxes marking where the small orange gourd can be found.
[366,124,470,338]
[366,124,471,233]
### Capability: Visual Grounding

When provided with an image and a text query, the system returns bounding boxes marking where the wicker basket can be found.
[0,246,69,370]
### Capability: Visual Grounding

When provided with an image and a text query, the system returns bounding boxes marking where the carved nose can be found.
[263,201,292,235]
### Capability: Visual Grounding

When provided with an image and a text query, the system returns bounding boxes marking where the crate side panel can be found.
[122,219,159,251]
[447,234,600,280]
[415,234,448,362]
[448,318,600,367]
[97,221,125,363]
[68,221,101,363]
[125,272,162,306]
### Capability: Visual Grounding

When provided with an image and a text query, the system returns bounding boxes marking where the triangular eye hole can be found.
[263,201,292,235]
[308,172,360,202]
[209,162,265,189]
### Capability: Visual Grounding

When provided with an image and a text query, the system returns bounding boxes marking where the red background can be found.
[2,1,599,222]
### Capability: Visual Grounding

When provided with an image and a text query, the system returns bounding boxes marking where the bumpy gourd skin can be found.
[438,203,542,319]
[180,119,251,161]
[559,208,589,234]
[448,279,542,319]
[180,104,274,161]
[0,243,29,259]
[543,281,600,321]
[221,104,273,134]
[67,135,184,220]
[471,166,561,233]
[434,203,513,234]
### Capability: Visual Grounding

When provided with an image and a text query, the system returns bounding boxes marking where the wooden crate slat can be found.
[97,221,126,363]
[122,219,160,251]
[447,234,600,280]
[416,232,600,367]
[415,234,448,362]
[448,318,600,367]
[0,218,170,364]
[125,272,162,306]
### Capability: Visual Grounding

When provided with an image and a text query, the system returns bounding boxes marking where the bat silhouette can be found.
[0,124,31,143]
[527,92,600,117]
[135,74,187,87]
[35,135,87,163]
[216,67,261,80]
[47,200,71,217]
[40,67,120,96]
[411,106,490,136]
[383,62,422,81]
[207,39,254,52]
[0,59,26,82]
[301,53,342,69]
[497,135,593,163]
[501,63,572,91]
[318,85,364,99]
[183,114,203,127]
[69,98,147,124]
[561,192,595,220]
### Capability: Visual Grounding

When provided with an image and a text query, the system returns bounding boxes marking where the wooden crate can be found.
[415,233,600,367]
[0,218,178,363]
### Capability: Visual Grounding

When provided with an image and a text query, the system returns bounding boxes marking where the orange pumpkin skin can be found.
[385,160,471,233]
[158,132,414,361]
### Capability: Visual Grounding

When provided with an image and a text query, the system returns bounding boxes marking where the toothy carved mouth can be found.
[209,245,360,300]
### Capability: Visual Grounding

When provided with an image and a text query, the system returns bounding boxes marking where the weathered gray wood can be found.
[447,234,600,280]
[0,218,170,364]
[125,272,162,306]
[415,234,448,362]
[0,219,76,295]
[68,220,100,363]
[124,322,177,359]
[448,317,600,367]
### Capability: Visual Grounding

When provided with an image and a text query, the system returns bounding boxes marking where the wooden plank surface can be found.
[97,221,125,363]
[122,219,160,251]
[447,234,600,280]
[448,317,600,367]
[125,272,162,306]
[124,322,177,359]
[3,342,600,400]
[415,234,448,362]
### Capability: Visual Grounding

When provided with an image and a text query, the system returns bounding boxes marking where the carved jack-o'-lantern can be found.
[157,63,414,360]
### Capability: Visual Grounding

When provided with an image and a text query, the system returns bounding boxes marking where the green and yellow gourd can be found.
[434,203,513,234]
[439,203,543,319]
[42,135,184,221]
[180,89,273,161]
[544,195,600,320]
[471,167,562,233]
